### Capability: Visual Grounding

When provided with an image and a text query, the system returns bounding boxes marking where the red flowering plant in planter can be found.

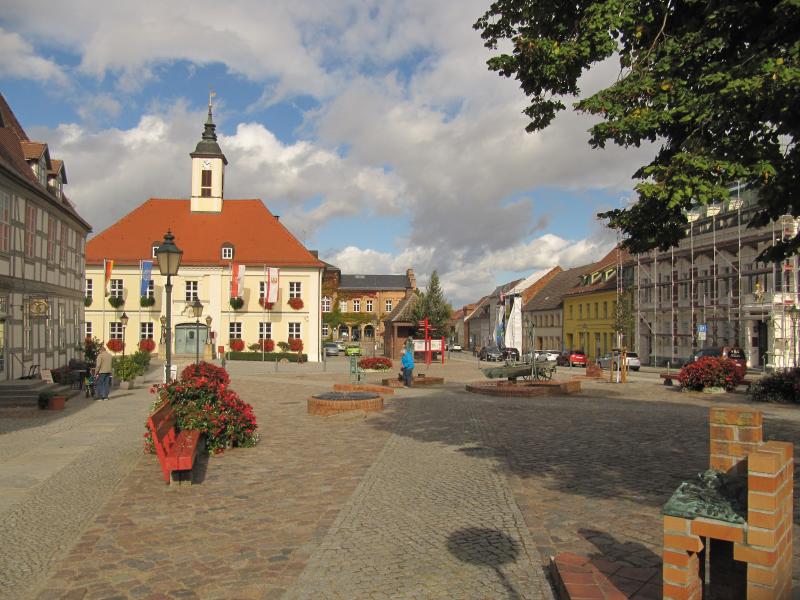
[249,338,275,352]
[146,371,258,455]
[139,338,156,353]
[229,339,245,352]
[287,297,304,310]
[358,357,393,371]
[180,361,230,386]
[106,338,124,353]
[288,338,303,352]
[258,297,275,310]
[677,357,743,392]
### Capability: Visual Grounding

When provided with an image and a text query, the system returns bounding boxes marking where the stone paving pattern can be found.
[0,357,797,599]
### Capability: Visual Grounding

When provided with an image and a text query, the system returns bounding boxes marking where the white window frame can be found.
[289,281,301,299]
[222,247,233,260]
[59,222,68,267]
[339,300,348,312]
[385,299,392,312]
[288,322,301,339]
[321,296,331,312]
[353,299,360,312]
[259,322,272,340]
[25,203,36,257]
[185,281,198,302]
[229,322,242,339]
[0,190,10,253]
[322,323,329,337]
[85,321,92,339]
[85,278,93,298]
[110,321,123,340]
[146,280,155,299]
[365,299,373,312]
[110,279,123,298]
[47,214,57,262]
[152,245,158,258]
[140,322,154,340]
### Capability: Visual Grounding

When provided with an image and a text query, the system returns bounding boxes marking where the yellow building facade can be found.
[562,289,620,362]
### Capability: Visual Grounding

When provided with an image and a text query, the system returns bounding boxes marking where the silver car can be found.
[598,350,641,371]
[324,342,339,356]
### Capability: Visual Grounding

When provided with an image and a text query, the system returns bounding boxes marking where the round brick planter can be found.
[308,392,383,416]
[465,380,580,397]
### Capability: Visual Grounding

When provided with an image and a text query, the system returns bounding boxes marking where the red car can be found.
[568,350,586,367]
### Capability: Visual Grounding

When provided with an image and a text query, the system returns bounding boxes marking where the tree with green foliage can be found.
[411,271,454,338]
[474,0,799,261]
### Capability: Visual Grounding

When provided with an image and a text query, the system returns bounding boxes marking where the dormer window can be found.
[221,245,233,260]
[201,169,212,197]
[152,245,159,258]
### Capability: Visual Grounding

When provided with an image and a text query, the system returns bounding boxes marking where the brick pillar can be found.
[663,515,704,599]
[736,441,794,599]
[709,408,763,476]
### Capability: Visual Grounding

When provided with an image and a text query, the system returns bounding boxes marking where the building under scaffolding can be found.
[634,185,799,369]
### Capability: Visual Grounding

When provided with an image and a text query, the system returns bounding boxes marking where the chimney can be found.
[309,250,319,258]
[406,268,417,290]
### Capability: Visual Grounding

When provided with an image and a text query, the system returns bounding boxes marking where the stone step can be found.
[0,383,79,408]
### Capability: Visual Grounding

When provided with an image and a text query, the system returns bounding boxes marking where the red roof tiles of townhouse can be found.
[20,141,48,161]
[564,246,633,296]
[86,198,325,268]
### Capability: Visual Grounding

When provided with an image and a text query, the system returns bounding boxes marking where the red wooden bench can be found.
[146,402,204,485]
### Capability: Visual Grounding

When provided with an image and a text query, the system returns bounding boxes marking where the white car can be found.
[449,343,462,352]
[598,350,641,371]
[534,350,560,362]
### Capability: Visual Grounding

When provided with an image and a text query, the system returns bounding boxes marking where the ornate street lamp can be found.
[120,312,129,356]
[191,298,203,364]
[155,230,182,382]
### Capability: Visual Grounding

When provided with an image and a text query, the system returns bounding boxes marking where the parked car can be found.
[503,347,520,361]
[479,345,504,361]
[449,343,463,352]
[598,350,641,371]
[688,346,746,376]
[534,350,560,362]
[568,350,587,367]
[335,340,346,351]
[344,344,362,356]
[323,342,339,356]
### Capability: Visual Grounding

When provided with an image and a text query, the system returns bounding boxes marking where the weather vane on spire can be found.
[208,89,216,111]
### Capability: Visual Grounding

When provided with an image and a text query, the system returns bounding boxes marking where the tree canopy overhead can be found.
[474,0,799,261]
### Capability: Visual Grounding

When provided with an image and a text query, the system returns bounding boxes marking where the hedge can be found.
[226,351,308,362]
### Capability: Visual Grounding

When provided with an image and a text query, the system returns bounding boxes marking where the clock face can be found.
[202,160,212,169]
[29,299,48,316]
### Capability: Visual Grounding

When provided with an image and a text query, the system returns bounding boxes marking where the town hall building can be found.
[85,102,324,363]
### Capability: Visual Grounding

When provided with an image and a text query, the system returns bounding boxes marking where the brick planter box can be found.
[308,392,384,416]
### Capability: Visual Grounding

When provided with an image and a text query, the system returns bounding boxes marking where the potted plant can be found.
[113,355,139,389]
[38,390,66,410]
[108,295,125,309]
[140,295,156,308]
[107,338,124,353]
[229,339,245,352]
[139,338,156,353]
[288,297,304,310]
[84,296,92,307]
[230,296,244,310]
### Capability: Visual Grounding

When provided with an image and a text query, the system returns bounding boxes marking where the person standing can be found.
[401,343,415,388]
[94,342,113,401]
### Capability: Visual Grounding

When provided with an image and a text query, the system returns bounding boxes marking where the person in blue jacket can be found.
[401,341,415,387]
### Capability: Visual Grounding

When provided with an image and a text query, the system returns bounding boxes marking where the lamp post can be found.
[730,190,744,347]
[120,312,129,356]
[686,210,699,352]
[155,230,183,382]
[788,305,799,369]
[159,315,167,344]
[191,298,203,364]
[205,315,213,359]
[707,203,722,345]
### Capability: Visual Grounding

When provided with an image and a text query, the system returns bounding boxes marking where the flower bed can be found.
[229,339,245,352]
[139,338,156,353]
[288,297,304,310]
[677,357,743,392]
[358,357,393,371]
[748,368,800,403]
[107,338,124,353]
[145,364,257,455]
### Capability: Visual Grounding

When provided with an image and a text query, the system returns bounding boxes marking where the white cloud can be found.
[0,27,69,86]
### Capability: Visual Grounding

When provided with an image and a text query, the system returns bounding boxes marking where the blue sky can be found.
[0,1,650,305]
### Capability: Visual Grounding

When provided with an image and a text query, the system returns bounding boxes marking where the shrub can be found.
[108,295,125,309]
[677,357,743,391]
[229,297,244,310]
[229,339,245,352]
[288,338,303,352]
[288,297,304,310]
[359,357,393,371]
[180,362,230,386]
[131,350,151,375]
[748,368,800,404]
[38,390,53,410]
[248,339,275,352]
[139,338,156,353]
[113,355,139,381]
[277,341,291,352]
[107,338,124,353]
[148,376,258,454]
[258,298,274,309]
[84,336,101,367]
[140,295,155,307]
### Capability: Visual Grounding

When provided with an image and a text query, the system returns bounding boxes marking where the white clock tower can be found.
[190,98,228,213]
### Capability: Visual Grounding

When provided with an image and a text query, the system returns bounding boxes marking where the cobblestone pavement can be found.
[284,394,552,600]
[1,356,798,599]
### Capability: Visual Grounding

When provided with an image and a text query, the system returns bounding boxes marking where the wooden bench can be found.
[146,402,204,485]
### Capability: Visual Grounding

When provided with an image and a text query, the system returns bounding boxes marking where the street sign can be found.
[697,324,707,341]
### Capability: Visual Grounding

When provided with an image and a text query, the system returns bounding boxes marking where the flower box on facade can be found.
[230,297,244,310]
[288,297,304,310]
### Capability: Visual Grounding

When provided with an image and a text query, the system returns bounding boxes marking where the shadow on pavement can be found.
[447,527,522,600]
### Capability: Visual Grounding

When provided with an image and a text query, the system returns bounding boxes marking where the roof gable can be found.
[86,198,324,268]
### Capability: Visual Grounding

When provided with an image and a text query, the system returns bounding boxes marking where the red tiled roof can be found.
[86,198,325,268]
[564,246,632,296]
[20,141,48,161]
[0,94,28,141]
[49,159,66,182]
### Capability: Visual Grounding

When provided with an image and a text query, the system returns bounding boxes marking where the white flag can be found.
[266,267,280,303]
